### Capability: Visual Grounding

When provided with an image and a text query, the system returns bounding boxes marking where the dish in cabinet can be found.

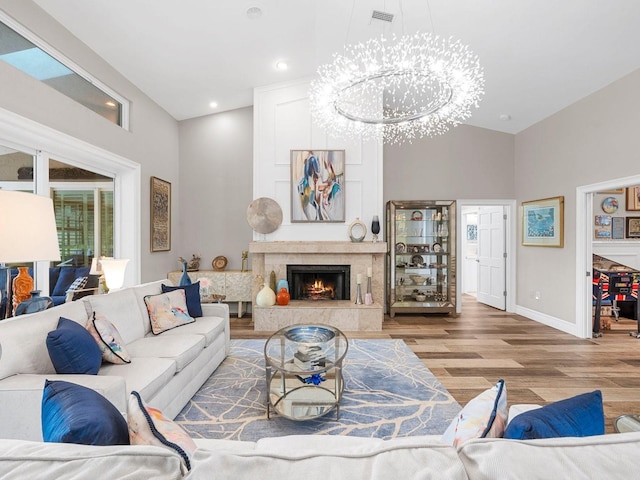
[411,210,423,221]
[395,242,406,253]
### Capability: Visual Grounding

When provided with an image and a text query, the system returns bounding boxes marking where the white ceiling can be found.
[32,0,640,134]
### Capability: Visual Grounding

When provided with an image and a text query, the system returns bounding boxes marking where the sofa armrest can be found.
[0,374,127,441]
[201,302,231,354]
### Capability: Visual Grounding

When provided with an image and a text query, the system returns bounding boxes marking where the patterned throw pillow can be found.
[66,276,88,293]
[441,379,507,447]
[86,311,131,364]
[161,282,203,317]
[144,289,195,335]
[128,391,196,471]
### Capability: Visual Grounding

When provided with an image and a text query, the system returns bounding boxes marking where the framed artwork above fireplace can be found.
[291,149,345,223]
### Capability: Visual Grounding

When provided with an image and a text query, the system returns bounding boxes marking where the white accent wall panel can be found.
[253,78,383,241]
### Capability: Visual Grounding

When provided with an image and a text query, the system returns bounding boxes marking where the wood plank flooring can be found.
[230,295,640,433]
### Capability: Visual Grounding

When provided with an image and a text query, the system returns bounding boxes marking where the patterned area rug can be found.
[175,339,460,441]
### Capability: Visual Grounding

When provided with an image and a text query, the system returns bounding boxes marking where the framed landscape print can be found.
[626,186,640,211]
[291,149,345,222]
[522,196,564,247]
[150,176,171,252]
[626,217,640,238]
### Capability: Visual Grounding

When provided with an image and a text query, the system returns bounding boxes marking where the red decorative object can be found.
[12,266,34,315]
[276,287,290,306]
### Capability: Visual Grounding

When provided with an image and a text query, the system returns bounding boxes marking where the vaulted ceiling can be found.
[33,0,640,134]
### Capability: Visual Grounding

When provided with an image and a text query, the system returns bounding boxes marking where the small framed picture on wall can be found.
[626,186,640,211]
[612,217,625,239]
[594,215,612,239]
[626,217,640,238]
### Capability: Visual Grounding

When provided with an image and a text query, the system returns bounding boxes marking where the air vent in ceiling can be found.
[371,10,394,23]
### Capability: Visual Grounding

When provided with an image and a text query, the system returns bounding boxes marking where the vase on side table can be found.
[179,261,192,286]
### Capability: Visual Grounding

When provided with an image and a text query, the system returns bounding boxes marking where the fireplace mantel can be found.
[249,241,387,331]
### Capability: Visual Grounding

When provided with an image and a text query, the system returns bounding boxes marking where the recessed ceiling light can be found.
[499,114,511,121]
[246,7,263,19]
[275,61,288,71]
[105,101,116,107]
[209,101,218,108]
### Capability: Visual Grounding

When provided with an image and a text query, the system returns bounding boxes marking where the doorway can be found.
[456,200,517,314]
[577,175,640,338]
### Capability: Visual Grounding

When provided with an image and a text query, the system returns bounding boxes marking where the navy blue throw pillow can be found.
[42,380,129,445]
[46,317,102,374]
[162,282,203,318]
[503,390,604,440]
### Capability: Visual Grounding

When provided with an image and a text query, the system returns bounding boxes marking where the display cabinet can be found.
[386,200,456,317]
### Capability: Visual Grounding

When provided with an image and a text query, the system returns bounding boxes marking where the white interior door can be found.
[477,206,506,310]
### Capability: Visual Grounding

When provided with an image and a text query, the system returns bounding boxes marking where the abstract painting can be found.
[291,150,345,222]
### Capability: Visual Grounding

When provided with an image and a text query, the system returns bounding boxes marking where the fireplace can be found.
[287,265,350,301]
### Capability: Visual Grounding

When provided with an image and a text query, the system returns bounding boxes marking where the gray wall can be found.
[0,0,179,282]
[178,107,254,272]
[383,124,515,202]
[515,67,640,325]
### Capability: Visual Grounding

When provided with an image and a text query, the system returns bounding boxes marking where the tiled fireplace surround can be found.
[249,241,387,331]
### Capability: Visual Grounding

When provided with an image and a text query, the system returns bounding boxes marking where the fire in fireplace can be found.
[287,265,350,301]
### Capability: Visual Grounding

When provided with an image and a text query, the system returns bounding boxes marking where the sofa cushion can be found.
[52,267,90,297]
[0,438,184,479]
[457,432,640,480]
[126,334,205,372]
[41,380,129,446]
[144,290,195,335]
[85,288,146,344]
[162,282,203,318]
[128,391,196,471]
[0,301,88,381]
[86,311,131,364]
[160,315,225,347]
[441,379,507,447]
[190,435,468,480]
[99,357,176,403]
[46,317,102,375]
[503,390,604,440]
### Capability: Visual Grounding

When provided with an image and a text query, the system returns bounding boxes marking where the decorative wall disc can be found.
[246,197,283,234]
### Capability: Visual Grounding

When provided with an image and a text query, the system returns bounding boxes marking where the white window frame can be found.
[0,11,130,130]
[0,107,140,289]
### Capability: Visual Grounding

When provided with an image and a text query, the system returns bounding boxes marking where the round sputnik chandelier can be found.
[309,32,484,144]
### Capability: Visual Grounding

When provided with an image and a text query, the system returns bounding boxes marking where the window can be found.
[0,15,129,128]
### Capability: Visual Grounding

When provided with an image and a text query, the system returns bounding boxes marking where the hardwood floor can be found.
[230,295,640,433]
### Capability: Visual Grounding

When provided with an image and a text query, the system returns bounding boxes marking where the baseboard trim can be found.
[515,305,584,338]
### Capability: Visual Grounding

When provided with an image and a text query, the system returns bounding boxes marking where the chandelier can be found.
[309,32,484,144]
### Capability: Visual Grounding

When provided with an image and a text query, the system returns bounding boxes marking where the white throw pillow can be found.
[441,379,507,447]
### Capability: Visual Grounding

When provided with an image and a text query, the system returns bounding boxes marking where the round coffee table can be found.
[264,324,348,421]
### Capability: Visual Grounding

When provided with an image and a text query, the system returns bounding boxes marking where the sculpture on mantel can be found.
[178,254,201,271]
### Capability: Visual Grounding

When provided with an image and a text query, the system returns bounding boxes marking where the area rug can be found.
[175,339,460,441]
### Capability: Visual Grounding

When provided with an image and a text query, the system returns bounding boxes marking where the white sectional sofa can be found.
[0,280,230,441]
[1,430,640,479]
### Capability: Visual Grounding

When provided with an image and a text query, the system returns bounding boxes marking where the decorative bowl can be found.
[415,294,427,302]
[284,326,336,345]
[410,275,427,284]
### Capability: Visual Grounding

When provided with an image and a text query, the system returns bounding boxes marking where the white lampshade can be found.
[100,257,129,292]
[0,190,61,263]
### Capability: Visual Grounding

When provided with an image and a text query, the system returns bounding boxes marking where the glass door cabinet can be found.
[386,200,456,317]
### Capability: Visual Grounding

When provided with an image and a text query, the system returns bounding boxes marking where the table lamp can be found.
[0,191,61,315]
[99,257,129,292]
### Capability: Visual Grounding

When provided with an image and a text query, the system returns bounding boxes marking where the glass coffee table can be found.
[264,324,348,421]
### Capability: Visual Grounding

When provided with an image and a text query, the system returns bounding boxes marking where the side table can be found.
[264,324,348,421]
